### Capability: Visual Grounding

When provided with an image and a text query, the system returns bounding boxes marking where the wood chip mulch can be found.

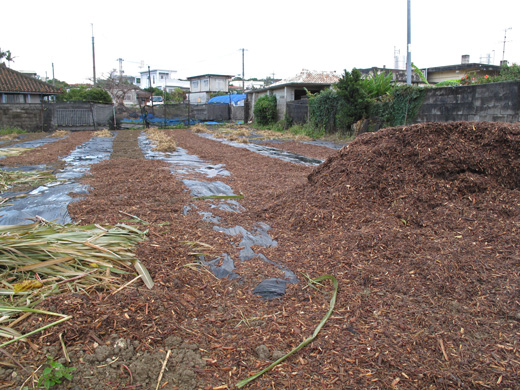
[0,131,94,169]
[2,123,519,389]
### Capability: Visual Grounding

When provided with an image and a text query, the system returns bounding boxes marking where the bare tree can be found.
[98,70,140,107]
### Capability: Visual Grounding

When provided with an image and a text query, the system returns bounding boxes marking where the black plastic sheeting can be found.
[0,134,115,225]
[138,132,299,298]
[198,133,324,166]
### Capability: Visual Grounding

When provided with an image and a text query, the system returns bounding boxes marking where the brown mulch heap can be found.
[1,123,519,390]
[0,131,94,168]
[260,121,520,388]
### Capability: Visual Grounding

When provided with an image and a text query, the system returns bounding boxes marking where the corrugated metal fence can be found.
[56,109,93,126]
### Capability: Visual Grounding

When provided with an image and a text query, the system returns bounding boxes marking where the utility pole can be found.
[148,66,154,112]
[502,27,512,62]
[406,0,412,85]
[52,63,55,86]
[239,48,247,92]
[91,24,97,86]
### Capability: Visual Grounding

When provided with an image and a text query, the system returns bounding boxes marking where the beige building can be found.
[246,69,340,120]
[187,74,233,104]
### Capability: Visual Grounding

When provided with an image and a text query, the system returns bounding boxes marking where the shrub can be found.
[308,88,340,134]
[334,69,369,133]
[360,69,394,99]
[388,85,427,126]
[57,87,112,104]
[254,95,277,126]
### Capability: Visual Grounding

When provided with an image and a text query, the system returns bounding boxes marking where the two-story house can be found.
[138,69,189,93]
[187,74,233,104]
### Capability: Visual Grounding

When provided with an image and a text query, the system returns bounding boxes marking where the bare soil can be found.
[1,122,519,390]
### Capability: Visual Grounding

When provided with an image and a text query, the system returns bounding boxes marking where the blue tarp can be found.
[207,94,246,105]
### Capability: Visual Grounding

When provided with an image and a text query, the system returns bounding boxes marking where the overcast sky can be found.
[2,0,519,84]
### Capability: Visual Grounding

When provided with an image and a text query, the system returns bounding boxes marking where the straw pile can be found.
[145,128,177,152]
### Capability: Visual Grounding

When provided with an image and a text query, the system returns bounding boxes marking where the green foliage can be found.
[254,95,277,126]
[209,91,227,99]
[360,69,395,99]
[388,85,427,126]
[287,123,325,139]
[412,64,430,85]
[308,88,340,133]
[57,87,112,104]
[0,49,13,63]
[0,126,26,135]
[368,85,427,127]
[37,358,76,389]
[46,79,69,89]
[144,87,162,95]
[171,88,186,103]
[495,63,520,81]
[334,69,369,133]
[435,79,461,87]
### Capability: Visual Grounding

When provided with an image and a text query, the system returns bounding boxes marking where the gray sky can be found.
[2,0,519,84]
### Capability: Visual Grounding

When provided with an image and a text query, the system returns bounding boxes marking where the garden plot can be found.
[139,131,299,299]
[0,133,114,225]
[0,123,518,390]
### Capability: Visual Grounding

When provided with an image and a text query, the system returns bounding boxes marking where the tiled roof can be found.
[270,69,340,87]
[0,64,61,94]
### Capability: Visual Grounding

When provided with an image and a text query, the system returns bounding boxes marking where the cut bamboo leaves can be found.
[0,221,153,295]
[0,169,56,193]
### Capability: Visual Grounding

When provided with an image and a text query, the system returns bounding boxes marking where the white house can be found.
[138,69,190,92]
[187,74,233,104]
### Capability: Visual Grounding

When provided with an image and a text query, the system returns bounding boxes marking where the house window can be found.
[152,75,156,84]
[192,80,199,90]
[203,79,209,90]
[6,94,23,103]
[159,72,168,79]
[216,79,224,90]
[136,78,141,84]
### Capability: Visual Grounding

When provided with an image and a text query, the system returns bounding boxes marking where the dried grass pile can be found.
[93,129,113,137]
[145,128,177,152]
[50,130,70,137]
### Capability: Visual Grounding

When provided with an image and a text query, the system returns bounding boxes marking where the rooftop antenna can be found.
[502,27,512,62]
[116,58,124,76]
[394,46,401,69]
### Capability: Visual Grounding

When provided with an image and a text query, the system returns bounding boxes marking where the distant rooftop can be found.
[270,69,340,87]
[0,64,61,94]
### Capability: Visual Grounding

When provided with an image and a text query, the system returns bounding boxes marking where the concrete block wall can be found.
[0,104,45,132]
[416,81,520,123]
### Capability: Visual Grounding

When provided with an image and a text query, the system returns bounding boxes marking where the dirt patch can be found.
[110,129,144,159]
[1,123,519,389]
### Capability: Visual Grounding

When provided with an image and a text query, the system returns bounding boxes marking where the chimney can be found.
[461,55,470,64]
